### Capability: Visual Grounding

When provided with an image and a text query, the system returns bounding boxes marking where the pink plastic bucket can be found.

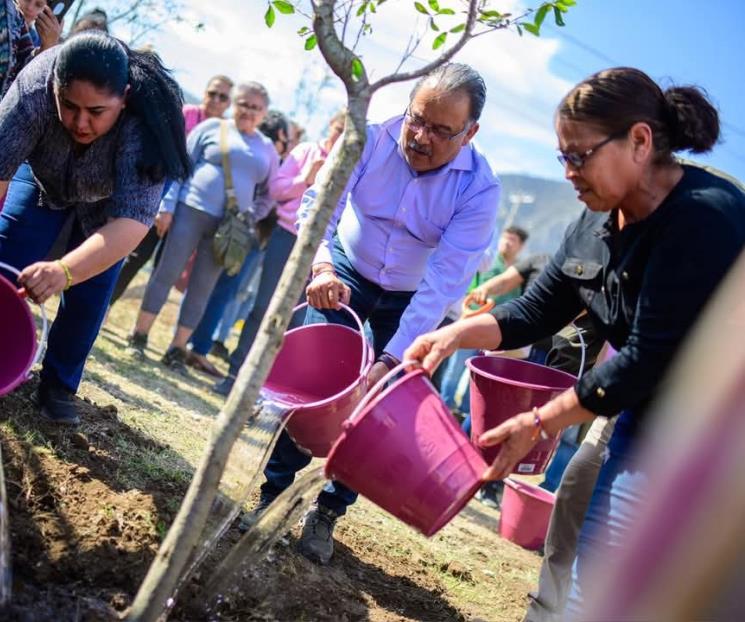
[326,362,487,536]
[499,478,555,550]
[261,303,372,457]
[467,356,577,474]
[0,262,48,396]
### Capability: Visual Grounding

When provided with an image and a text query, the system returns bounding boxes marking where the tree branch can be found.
[369,0,479,93]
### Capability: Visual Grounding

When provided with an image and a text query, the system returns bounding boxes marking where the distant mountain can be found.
[495,173,585,256]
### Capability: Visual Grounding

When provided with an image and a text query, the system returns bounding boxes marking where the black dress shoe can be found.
[35,381,81,426]
[212,374,236,396]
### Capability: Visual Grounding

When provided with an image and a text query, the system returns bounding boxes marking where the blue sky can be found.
[141,1,744,183]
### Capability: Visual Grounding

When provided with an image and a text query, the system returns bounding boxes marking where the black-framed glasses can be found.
[557,129,628,168]
[404,108,472,142]
[206,90,230,103]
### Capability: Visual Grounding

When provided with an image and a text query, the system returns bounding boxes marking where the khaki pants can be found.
[523,417,616,622]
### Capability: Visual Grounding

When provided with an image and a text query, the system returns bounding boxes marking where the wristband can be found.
[56,259,73,290]
[530,407,552,441]
[376,352,400,371]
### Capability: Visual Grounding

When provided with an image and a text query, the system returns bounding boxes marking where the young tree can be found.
[127,1,574,619]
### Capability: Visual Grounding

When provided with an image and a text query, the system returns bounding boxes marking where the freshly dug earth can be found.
[0,283,541,621]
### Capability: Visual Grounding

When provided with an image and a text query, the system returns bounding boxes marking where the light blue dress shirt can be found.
[298,115,500,359]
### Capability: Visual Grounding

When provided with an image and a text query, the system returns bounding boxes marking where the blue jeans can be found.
[564,413,646,618]
[261,236,414,516]
[0,163,122,393]
[227,226,305,377]
[189,246,262,355]
[440,347,478,413]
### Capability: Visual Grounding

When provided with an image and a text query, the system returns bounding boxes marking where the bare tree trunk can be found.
[126,87,370,622]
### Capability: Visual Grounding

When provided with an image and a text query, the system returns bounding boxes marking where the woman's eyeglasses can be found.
[557,129,628,168]
[206,90,230,103]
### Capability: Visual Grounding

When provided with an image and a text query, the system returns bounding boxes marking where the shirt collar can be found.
[385,115,474,175]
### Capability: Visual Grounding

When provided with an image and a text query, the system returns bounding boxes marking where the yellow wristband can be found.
[57,259,73,290]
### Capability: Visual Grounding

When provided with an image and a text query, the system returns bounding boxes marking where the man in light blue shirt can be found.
[256,63,500,564]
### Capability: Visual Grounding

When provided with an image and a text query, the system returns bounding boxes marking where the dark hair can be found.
[71,8,109,34]
[54,32,191,182]
[504,226,529,243]
[207,75,234,88]
[259,109,289,144]
[410,62,486,122]
[558,67,720,164]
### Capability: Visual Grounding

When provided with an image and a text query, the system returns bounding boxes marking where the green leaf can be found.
[428,0,440,10]
[264,4,275,27]
[414,2,429,15]
[479,9,502,19]
[356,2,367,16]
[304,34,317,50]
[297,26,310,35]
[554,1,569,12]
[558,0,575,6]
[438,8,455,15]
[523,22,540,36]
[430,18,440,31]
[449,23,465,33]
[553,6,565,26]
[272,0,295,14]
[432,32,447,49]
[370,1,376,12]
[534,4,549,28]
[351,57,364,80]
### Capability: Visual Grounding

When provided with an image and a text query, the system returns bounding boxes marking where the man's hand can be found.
[471,284,492,305]
[155,212,173,238]
[479,412,539,481]
[403,324,461,374]
[306,271,351,310]
[366,361,389,387]
[303,156,326,186]
[36,6,63,51]
[18,261,69,303]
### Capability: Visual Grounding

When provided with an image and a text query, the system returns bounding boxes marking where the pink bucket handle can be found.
[292,302,370,375]
[0,261,49,375]
[345,360,421,424]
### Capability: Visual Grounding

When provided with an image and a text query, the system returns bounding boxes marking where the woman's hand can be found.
[306,271,351,310]
[155,212,173,238]
[471,284,491,305]
[404,324,462,374]
[36,6,63,51]
[303,157,326,186]
[18,261,69,303]
[479,412,539,481]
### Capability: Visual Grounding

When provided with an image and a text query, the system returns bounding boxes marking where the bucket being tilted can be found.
[0,262,48,396]
[467,356,577,474]
[261,303,372,457]
[326,362,487,536]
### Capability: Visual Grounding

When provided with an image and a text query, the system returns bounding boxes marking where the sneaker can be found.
[238,496,274,533]
[35,381,81,426]
[210,341,231,363]
[212,374,235,397]
[476,480,503,510]
[126,332,148,361]
[298,504,338,565]
[161,346,188,375]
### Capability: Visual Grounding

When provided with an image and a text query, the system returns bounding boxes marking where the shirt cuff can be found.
[575,369,620,417]
[312,240,333,267]
[383,330,409,362]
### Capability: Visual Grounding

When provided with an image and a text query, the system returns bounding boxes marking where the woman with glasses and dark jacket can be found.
[405,67,745,619]
[0,32,190,424]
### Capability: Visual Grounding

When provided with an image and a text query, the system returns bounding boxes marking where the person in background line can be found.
[213,109,346,394]
[15,0,61,50]
[404,67,745,619]
[186,109,290,376]
[0,32,190,424]
[1,0,33,97]
[108,74,234,307]
[251,63,500,565]
[69,7,108,35]
[126,82,278,374]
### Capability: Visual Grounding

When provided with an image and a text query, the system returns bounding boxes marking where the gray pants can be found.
[140,202,223,329]
[524,417,616,622]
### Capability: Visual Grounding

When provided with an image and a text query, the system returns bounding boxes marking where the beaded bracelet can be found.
[56,259,73,290]
[530,407,552,441]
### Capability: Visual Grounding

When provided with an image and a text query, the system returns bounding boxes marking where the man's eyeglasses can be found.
[206,90,230,103]
[235,102,265,112]
[404,108,472,142]
[557,129,628,168]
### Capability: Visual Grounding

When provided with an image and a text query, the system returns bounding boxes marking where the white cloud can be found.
[137,0,573,178]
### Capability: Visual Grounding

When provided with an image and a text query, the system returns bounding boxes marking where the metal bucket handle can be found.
[345,360,420,424]
[569,320,587,379]
[292,302,370,376]
[0,261,49,376]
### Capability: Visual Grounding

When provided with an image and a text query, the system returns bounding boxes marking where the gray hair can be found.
[410,63,486,122]
[234,81,270,106]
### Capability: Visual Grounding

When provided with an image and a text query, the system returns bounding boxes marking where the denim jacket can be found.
[494,165,745,429]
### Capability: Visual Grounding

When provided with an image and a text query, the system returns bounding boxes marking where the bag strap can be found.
[219,120,239,215]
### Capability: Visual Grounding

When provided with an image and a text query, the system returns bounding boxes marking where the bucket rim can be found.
[466,354,577,392]
[263,328,373,412]
[504,477,557,503]
[0,272,38,396]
